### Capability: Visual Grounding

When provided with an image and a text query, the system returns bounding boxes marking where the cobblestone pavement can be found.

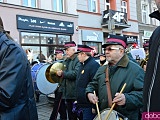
[36,94,54,120]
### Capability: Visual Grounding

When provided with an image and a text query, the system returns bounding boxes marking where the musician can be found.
[49,48,67,120]
[54,49,64,61]
[86,35,144,120]
[99,53,107,66]
[56,41,81,120]
[75,45,100,120]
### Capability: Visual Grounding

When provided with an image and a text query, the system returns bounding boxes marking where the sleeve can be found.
[0,45,26,111]
[121,68,144,110]
[63,58,81,80]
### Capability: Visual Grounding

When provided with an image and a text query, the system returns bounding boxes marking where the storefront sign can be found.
[144,31,152,38]
[82,30,103,42]
[16,15,74,34]
[124,35,138,44]
[102,9,128,25]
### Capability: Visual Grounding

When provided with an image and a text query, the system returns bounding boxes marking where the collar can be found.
[149,10,160,21]
[82,56,91,65]
[116,54,129,67]
[70,54,77,60]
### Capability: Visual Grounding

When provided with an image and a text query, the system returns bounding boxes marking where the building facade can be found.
[136,0,159,46]
[0,0,78,62]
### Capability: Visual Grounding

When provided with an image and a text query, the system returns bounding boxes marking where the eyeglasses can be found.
[104,47,120,51]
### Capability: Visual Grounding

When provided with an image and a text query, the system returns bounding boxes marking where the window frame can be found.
[53,0,64,12]
[141,1,150,24]
[121,0,127,13]
[23,0,38,8]
[88,0,98,13]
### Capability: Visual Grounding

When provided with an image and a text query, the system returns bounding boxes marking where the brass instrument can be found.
[33,61,65,94]
[140,54,149,68]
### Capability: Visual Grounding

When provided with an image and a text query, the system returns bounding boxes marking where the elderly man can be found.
[143,0,160,112]
[86,35,144,120]
[55,41,81,120]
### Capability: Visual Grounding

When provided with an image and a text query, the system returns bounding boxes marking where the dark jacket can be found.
[76,57,100,107]
[86,55,144,120]
[61,54,81,99]
[0,32,38,120]
[143,10,160,112]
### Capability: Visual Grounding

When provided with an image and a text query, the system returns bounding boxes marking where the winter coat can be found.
[143,10,160,112]
[86,54,144,120]
[76,57,100,107]
[61,54,81,99]
[0,32,38,120]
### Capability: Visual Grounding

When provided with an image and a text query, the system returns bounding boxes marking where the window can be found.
[105,0,110,10]
[0,0,3,2]
[53,0,64,12]
[152,3,160,26]
[88,0,98,13]
[121,0,127,13]
[142,4,147,23]
[21,32,71,63]
[23,0,37,8]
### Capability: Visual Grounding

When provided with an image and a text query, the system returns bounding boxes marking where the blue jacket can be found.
[0,32,38,120]
[76,56,100,107]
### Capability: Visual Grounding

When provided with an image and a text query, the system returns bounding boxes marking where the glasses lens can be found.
[105,47,119,51]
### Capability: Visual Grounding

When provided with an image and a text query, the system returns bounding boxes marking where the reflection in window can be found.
[58,35,70,45]
[40,34,56,44]
[53,0,64,12]
[21,32,39,44]
[23,0,37,8]
[88,0,97,12]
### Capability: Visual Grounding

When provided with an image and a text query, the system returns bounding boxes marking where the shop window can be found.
[21,32,71,63]
[58,35,70,45]
[23,0,37,8]
[82,41,102,54]
[21,32,39,44]
[53,0,64,12]
[121,0,127,13]
[40,34,56,45]
[88,0,98,13]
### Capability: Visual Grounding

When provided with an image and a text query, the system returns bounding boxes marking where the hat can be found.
[102,35,127,48]
[99,53,106,57]
[143,42,149,50]
[54,49,64,55]
[64,41,76,49]
[75,45,94,54]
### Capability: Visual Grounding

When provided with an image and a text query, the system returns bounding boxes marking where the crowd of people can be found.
[0,0,160,119]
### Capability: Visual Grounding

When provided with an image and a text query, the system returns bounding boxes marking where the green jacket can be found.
[61,54,81,99]
[86,54,144,120]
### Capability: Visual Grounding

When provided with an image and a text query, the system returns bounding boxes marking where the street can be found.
[36,94,55,120]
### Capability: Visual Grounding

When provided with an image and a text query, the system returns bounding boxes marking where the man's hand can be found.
[112,93,126,105]
[87,93,98,104]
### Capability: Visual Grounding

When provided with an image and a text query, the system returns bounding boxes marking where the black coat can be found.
[0,32,38,120]
[143,10,160,112]
[76,57,100,107]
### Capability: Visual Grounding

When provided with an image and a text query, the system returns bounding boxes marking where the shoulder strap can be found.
[105,67,112,107]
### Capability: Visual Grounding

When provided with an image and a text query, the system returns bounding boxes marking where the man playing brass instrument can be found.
[86,35,144,120]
